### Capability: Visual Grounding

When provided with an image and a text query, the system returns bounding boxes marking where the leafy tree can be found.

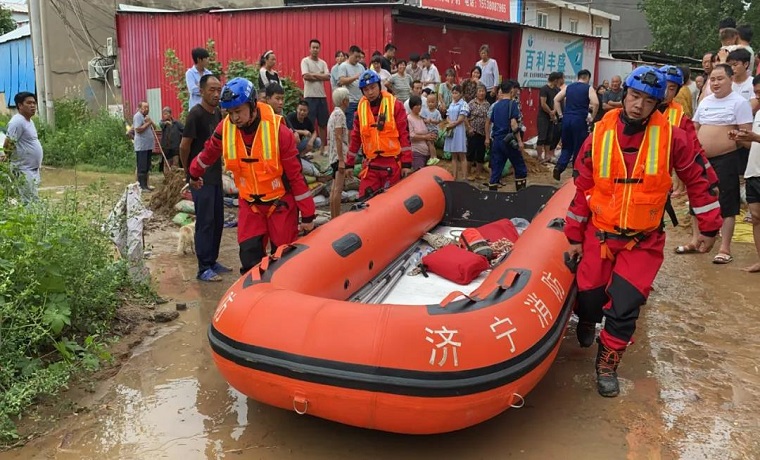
[0,6,16,36]
[743,2,760,51]
[640,0,745,58]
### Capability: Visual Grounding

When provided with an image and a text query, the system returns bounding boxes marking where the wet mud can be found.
[3,167,759,459]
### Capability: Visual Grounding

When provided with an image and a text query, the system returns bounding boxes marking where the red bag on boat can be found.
[422,245,490,285]
[476,218,519,244]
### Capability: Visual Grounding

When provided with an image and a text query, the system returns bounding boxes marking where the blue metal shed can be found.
[0,24,35,108]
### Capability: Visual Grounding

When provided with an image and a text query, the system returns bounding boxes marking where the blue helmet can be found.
[624,66,667,101]
[358,70,382,89]
[220,77,255,110]
[658,65,684,87]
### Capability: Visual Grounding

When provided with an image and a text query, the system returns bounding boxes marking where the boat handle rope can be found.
[439,290,479,308]
[448,229,463,240]
[293,395,308,415]
[510,393,525,409]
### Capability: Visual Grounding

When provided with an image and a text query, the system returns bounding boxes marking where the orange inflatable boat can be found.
[208,166,577,434]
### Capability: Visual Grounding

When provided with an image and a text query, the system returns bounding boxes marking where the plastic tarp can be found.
[103,182,153,282]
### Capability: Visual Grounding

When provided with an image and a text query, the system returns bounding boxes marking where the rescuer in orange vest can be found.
[345,70,413,198]
[657,65,721,255]
[564,67,723,397]
[189,77,316,274]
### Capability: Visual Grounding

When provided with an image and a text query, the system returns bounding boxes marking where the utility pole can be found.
[28,0,46,123]
[37,0,55,127]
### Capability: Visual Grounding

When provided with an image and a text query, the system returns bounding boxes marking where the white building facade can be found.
[522,0,619,57]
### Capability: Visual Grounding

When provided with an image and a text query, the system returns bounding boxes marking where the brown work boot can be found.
[595,339,625,397]
[576,321,596,348]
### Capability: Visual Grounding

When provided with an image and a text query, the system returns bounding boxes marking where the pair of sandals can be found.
[674,244,733,264]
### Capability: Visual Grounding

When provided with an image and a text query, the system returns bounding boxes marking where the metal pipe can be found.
[38,0,55,127]
[28,0,46,123]
[349,243,419,302]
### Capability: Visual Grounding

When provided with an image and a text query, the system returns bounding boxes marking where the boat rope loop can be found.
[293,395,309,415]
[510,393,525,409]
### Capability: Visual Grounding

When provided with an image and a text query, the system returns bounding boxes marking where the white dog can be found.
[176,222,196,255]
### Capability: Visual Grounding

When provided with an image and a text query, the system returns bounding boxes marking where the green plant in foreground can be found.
[0,177,150,443]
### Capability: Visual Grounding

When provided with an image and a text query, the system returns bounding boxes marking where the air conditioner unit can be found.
[88,59,106,80]
[106,37,115,57]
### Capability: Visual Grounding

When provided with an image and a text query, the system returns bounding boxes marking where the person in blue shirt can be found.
[484,80,528,191]
[186,48,213,111]
[553,69,599,181]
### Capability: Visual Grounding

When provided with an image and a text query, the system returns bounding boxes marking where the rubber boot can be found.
[576,321,596,348]
[137,173,148,190]
[515,178,527,191]
[595,339,624,397]
[552,167,562,181]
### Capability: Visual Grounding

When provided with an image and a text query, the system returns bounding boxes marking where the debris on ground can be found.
[523,154,547,174]
[149,170,187,216]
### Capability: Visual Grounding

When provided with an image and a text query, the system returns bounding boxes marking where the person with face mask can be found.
[564,67,722,398]
[188,77,316,275]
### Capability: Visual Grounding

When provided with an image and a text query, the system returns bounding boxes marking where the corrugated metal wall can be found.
[0,37,35,108]
[117,7,393,117]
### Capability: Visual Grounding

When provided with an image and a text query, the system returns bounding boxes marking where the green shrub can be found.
[165,39,304,118]
[0,175,147,442]
[40,99,134,171]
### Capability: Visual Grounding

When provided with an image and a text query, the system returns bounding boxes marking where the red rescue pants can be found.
[575,224,665,351]
[237,193,299,274]
[359,157,401,198]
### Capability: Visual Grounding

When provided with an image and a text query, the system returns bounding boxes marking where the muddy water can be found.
[37,167,139,196]
[3,188,760,459]
[648,227,760,459]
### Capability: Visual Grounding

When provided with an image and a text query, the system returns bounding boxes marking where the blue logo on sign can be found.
[564,39,584,75]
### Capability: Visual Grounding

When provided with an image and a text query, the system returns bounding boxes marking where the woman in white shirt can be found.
[476,45,500,104]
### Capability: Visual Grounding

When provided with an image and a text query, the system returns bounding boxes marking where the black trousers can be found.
[190,183,224,277]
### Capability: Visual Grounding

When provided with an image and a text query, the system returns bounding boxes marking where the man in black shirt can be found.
[159,106,183,172]
[179,74,230,282]
[380,43,396,73]
[286,100,321,156]
[536,72,563,163]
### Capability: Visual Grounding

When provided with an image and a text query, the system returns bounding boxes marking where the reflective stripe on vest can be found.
[590,109,673,234]
[221,102,285,202]
[357,92,401,160]
[665,102,684,128]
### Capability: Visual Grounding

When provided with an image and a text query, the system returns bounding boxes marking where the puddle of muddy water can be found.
[646,229,760,459]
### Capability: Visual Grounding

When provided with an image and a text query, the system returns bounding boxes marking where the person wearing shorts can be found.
[693,63,753,264]
[729,74,760,272]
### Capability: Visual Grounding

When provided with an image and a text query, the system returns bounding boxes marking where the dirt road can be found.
[2,168,759,459]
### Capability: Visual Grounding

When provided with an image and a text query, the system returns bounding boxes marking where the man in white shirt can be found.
[420,53,440,92]
[301,39,331,152]
[185,48,213,111]
[729,74,760,272]
[728,48,756,104]
[731,75,760,273]
[2,92,43,203]
[338,45,366,130]
[693,63,754,264]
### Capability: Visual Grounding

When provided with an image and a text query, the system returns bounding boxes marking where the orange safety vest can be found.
[221,102,285,203]
[357,91,401,160]
[589,109,673,235]
[664,101,684,127]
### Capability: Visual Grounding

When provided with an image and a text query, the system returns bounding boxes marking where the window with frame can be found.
[537,12,548,28]
[570,19,579,33]
[594,25,603,36]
